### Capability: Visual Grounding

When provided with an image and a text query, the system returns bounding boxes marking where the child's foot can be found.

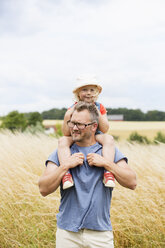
[103,171,115,188]
[62,171,74,189]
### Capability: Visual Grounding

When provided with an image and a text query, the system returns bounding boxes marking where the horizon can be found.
[1,105,165,118]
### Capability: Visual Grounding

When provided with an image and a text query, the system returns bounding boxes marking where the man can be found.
[38,101,137,248]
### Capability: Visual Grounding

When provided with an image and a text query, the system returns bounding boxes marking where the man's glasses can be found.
[67,120,95,130]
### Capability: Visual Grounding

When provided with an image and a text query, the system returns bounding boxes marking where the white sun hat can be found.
[73,75,102,95]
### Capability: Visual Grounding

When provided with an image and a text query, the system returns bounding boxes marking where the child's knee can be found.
[96,134,114,146]
[58,136,70,147]
[58,136,73,147]
[104,134,114,145]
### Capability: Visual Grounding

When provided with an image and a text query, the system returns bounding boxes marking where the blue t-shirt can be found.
[46,142,127,232]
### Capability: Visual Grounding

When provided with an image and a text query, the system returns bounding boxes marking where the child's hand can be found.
[87,153,107,168]
[67,152,85,168]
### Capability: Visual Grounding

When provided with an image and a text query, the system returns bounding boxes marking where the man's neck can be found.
[75,137,97,147]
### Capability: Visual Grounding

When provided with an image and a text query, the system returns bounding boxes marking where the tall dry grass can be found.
[0,130,165,247]
[0,130,59,247]
[112,142,165,247]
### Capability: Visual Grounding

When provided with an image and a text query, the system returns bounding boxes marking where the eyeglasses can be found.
[67,120,95,130]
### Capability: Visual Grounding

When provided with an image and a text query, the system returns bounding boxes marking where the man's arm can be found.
[87,154,137,190]
[38,153,84,197]
[107,159,137,190]
[38,162,68,197]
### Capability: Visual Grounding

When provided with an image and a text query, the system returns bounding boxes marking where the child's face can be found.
[78,86,97,103]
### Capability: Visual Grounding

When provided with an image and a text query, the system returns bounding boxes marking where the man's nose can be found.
[73,124,78,130]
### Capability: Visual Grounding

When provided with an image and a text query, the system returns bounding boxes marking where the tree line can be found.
[1,108,165,132]
[41,107,165,121]
[1,108,165,142]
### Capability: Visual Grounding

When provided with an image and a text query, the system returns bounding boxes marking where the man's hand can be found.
[63,152,85,169]
[87,153,107,168]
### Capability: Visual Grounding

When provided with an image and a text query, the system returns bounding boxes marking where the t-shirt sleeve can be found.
[100,103,107,115]
[45,149,60,167]
[68,102,76,110]
[114,147,128,163]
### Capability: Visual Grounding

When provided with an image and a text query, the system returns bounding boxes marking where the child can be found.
[58,76,115,189]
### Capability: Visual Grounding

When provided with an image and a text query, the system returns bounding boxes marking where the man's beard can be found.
[71,130,92,142]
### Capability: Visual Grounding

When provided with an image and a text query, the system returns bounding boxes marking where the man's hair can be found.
[74,101,99,124]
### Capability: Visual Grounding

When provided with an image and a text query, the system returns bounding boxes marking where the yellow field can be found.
[42,120,63,126]
[0,130,164,247]
[108,121,165,140]
[1,119,165,140]
[43,120,165,140]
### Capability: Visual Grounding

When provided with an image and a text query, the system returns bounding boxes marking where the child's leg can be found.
[58,136,74,189]
[58,136,73,163]
[96,134,115,187]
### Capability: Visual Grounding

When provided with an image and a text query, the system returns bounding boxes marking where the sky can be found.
[0,0,165,116]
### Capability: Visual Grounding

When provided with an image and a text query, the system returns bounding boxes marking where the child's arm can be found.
[62,107,74,136]
[98,112,110,133]
[96,103,114,162]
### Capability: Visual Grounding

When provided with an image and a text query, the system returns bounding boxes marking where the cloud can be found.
[0,0,165,115]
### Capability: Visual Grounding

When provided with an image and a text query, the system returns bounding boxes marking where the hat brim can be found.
[73,84,102,94]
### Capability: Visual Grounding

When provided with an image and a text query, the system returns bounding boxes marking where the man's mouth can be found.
[72,131,81,135]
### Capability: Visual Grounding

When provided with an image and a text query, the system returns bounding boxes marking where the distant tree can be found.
[22,107,165,121]
[126,109,145,121]
[40,107,165,121]
[145,110,165,121]
[27,112,43,126]
[1,111,27,131]
[42,108,67,120]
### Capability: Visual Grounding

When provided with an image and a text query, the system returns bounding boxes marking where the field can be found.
[108,121,165,140]
[43,120,165,140]
[0,130,165,247]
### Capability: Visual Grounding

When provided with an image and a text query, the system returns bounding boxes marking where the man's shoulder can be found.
[45,148,59,166]
[114,147,128,163]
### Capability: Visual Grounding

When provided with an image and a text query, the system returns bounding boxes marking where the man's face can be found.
[70,110,95,143]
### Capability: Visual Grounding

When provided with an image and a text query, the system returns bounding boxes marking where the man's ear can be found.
[91,123,98,132]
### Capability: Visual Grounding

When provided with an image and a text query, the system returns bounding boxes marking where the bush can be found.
[27,112,43,126]
[55,123,63,137]
[25,122,45,135]
[154,132,165,143]
[1,111,27,132]
[128,131,150,144]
